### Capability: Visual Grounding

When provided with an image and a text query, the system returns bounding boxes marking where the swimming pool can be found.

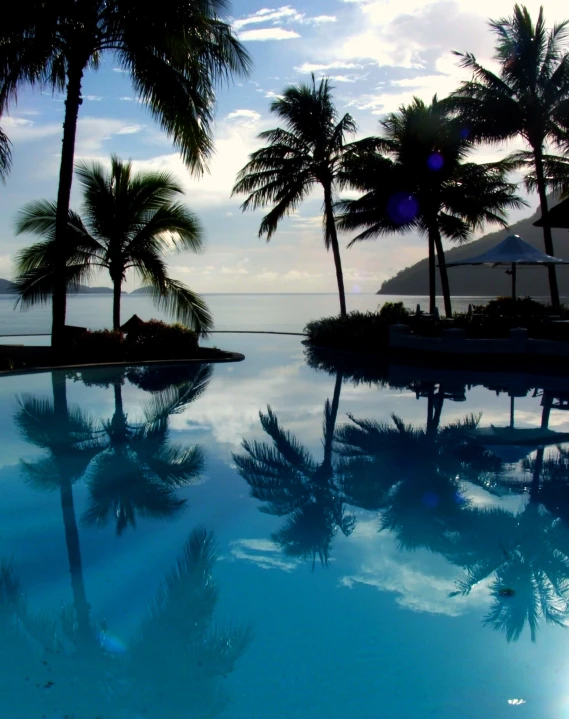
[1,334,568,719]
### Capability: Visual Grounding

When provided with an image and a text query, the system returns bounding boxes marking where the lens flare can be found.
[99,630,127,654]
[387,193,419,225]
[427,152,444,171]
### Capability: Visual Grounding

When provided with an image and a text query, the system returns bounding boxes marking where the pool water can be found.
[2,334,569,718]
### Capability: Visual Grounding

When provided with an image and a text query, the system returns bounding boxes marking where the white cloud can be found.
[233,6,304,29]
[295,61,363,73]
[230,539,300,571]
[306,15,337,24]
[84,95,103,102]
[116,124,144,135]
[239,27,300,41]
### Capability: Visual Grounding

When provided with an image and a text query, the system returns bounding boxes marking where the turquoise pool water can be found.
[2,334,569,718]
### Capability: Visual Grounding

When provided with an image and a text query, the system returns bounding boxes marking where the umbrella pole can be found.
[511,263,517,301]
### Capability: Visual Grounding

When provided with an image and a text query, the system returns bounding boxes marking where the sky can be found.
[0,0,566,294]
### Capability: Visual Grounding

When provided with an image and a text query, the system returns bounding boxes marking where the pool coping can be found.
[0,351,245,377]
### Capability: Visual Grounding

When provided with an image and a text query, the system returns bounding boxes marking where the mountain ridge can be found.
[378,206,569,297]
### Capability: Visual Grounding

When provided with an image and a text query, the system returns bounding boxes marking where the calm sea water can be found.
[0,293,503,338]
[1,334,569,718]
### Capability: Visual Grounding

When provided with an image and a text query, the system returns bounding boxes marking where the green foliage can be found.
[378,301,411,323]
[305,310,394,352]
[69,329,125,364]
[125,320,199,361]
[470,297,556,319]
[13,157,213,333]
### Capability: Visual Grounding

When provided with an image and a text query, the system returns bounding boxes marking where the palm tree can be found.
[14,372,103,642]
[0,1,251,345]
[232,76,356,317]
[125,527,252,718]
[448,4,569,307]
[233,372,355,568]
[83,365,210,535]
[13,156,212,333]
[338,97,523,316]
[0,125,11,181]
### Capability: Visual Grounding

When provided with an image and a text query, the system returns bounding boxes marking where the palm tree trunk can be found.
[428,230,436,314]
[323,370,344,468]
[433,228,452,317]
[51,372,92,642]
[52,63,85,349]
[112,276,122,331]
[534,146,560,308]
[323,183,347,317]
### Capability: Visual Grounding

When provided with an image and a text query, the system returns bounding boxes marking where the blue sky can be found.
[0,0,563,293]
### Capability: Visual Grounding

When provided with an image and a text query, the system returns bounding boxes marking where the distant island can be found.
[0,279,118,295]
[378,206,569,297]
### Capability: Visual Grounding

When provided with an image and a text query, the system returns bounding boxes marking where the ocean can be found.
[0,293,505,341]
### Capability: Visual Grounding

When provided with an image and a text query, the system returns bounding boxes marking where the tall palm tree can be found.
[14,372,103,642]
[448,4,569,307]
[0,0,251,345]
[338,97,523,316]
[233,372,355,568]
[83,365,210,535]
[0,125,11,181]
[232,76,356,317]
[13,156,212,333]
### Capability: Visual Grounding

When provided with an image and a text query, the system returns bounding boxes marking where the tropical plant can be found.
[337,97,523,316]
[83,365,210,535]
[232,75,357,317]
[13,156,212,333]
[233,372,355,568]
[0,0,251,344]
[448,4,569,307]
[0,125,11,181]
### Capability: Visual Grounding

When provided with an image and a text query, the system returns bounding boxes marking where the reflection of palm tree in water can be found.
[83,364,211,535]
[15,371,101,642]
[335,411,500,553]
[234,372,355,568]
[452,502,569,642]
[0,528,251,719]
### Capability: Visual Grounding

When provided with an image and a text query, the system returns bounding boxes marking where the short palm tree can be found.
[13,156,213,333]
[448,4,569,307]
[232,76,356,317]
[0,0,250,344]
[0,125,11,181]
[338,97,523,316]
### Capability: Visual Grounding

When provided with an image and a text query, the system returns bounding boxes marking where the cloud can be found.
[226,109,262,127]
[295,61,363,73]
[306,15,337,24]
[116,124,144,135]
[233,5,304,29]
[239,28,300,41]
[84,95,103,102]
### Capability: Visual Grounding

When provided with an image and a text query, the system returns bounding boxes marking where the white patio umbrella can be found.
[445,235,569,299]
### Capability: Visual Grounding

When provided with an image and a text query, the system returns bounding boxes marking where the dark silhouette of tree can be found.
[233,76,356,317]
[0,0,250,344]
[448,4,569,307]
[338,97,522,315]
[14,156,212,332]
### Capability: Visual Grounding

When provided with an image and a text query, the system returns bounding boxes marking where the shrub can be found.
[68,329,125,364]
[124,320,198,361]
[378,301,411,323]
[305,311,392,352]
[470,296,556,320]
